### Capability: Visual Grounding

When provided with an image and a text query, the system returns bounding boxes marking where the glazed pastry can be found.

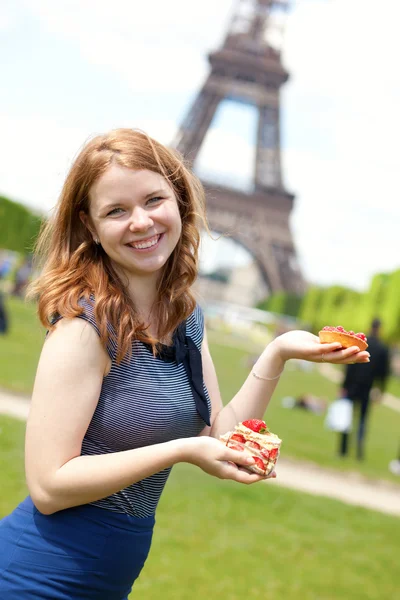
[319,326,368,351]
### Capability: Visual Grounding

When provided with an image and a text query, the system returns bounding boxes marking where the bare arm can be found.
[202,330,284,438]
[25,319,264,515]
[202,328,371,439]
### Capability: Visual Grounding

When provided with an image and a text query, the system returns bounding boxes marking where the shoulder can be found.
[48,297,113,373]
[48,315,97,347]
[50,296,97,329]
[45,317,109,374]
[51,295,116,362]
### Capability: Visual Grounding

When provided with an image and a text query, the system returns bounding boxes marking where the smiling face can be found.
[83,165,182,283]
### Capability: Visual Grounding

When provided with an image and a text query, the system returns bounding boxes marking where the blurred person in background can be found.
[0,252,14,281]
[12,256,33,297]
[0,293,7,334]
[0,129,370,599]
[339,318,390,461]
[388,441,400,476]
[0,254,11,334]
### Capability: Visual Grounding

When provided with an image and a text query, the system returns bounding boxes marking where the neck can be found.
[119,270,163,335]
[111,264,168,339]
[129,276,158,315]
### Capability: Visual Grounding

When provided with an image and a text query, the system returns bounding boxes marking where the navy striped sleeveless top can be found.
[71,298,211,518]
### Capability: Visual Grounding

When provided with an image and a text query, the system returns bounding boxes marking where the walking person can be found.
[388,441,400,476]
[0,256,11,334]
[0,292,8,334]
[0,128,370,599]
[339,318,390,460]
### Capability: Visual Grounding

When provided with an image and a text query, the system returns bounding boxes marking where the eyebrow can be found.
[143,188,168,199]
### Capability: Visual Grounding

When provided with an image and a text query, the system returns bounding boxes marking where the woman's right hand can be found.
[184,436,275,484]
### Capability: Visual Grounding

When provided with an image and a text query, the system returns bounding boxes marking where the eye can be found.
[146,196,163,205]
[107,207,124,216]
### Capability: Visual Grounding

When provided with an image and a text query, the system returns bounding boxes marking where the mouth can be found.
[126,233,163,252]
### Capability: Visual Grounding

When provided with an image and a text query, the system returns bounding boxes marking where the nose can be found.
[128,206,154,233]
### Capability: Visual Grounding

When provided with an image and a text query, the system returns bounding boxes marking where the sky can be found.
[1,0,400,292]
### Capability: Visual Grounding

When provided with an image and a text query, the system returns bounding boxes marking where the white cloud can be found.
[0,0,19,31]
[0,115,178,212]
[281,0,400,289]
[21,0,234,92]
[195,129,255,189]
[0,115,88,213]
[2,0,400,292]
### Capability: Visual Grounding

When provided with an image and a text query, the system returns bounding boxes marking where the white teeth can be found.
[130,235,160,249]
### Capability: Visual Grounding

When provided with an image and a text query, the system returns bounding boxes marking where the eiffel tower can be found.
[173,0,304,294]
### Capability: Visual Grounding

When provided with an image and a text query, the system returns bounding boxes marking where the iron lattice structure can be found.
[173,0,304,294]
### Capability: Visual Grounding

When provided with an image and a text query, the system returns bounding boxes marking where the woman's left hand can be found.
[272,330,370,365]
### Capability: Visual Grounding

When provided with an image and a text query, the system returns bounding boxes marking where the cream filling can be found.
[234,424,282,446]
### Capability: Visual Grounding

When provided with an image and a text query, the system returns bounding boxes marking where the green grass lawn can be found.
[134,464,399,600]
[1,415,398,600]
[1,297,399,599]
[0,295,44,394]
[1,296,400,483]
[0,415,26,517]
[210,341,400,484]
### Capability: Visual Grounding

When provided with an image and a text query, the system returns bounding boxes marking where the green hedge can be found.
[257,292,303,318]
[381,269,400,342]
[296,270,400,342]
[0,195,43,254]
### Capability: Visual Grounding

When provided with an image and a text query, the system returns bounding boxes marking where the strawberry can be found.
[252,456,266,472]
[242,419,269,434]
[269,447,279,460]
[245,440,261,450]
[227,441,244,451]
[336,326,345,332]
[355,333,366,340]
[260,448,270,460]
[230,433,246,443]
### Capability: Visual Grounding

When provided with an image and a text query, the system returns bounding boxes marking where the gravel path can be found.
[1,387,399,517]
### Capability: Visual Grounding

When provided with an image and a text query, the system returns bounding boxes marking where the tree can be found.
[0,195,43,254]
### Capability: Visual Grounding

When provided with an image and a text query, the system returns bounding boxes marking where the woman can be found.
[0,129,369,599]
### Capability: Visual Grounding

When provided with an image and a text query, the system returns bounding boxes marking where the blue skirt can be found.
[0,496,155,599]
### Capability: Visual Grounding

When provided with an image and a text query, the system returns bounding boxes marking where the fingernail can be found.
[246,457,255,464]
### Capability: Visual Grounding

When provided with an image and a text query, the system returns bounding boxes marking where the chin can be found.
[126,259,169,277]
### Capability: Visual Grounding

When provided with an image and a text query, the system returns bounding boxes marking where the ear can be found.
[79,210,97,241]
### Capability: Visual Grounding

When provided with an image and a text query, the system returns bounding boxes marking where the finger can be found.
[235,465,276,480]
[319,342,343,353]
[323,346,368,362]
[341,351,370,364]
[224,448,256,467]
[226,467,266,485]
[336,348,370,363]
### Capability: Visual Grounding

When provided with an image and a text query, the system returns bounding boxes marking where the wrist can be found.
[267,337,288,365]
[253,340,286,379]
[171,437,200,465]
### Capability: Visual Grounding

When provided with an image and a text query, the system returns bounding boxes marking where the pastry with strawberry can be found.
[319,326,368,351]
[220,419,281,477]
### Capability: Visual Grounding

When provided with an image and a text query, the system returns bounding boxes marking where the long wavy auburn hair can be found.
[28,128,208,362]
